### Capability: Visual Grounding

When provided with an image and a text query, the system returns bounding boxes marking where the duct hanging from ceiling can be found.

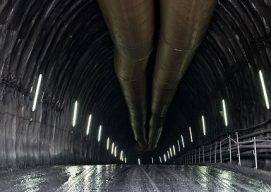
[148,0,217,149]
[98,0,154,149]
[98,0,217,151]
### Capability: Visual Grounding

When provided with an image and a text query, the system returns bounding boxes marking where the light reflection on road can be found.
[0,165,271,192]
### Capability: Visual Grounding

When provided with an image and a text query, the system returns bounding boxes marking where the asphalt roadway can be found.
[1,165,271,191]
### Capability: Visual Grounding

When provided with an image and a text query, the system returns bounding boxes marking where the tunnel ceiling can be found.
[0,0,270,163]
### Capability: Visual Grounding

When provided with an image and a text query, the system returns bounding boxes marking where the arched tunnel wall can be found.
[0,0,270,167]
[161,0,271,163]
[0,0,123,167]
[168,0,271,143]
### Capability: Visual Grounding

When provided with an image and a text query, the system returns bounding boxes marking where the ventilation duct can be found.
[98,0,154,150]
[148,0,217,149]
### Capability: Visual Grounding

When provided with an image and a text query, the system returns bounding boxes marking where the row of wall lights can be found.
[31,69,269,165]
[160,69,269,164]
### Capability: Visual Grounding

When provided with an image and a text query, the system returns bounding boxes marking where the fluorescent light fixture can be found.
[86,114,92,135]
[72,101,78,127]
[138,158,141,165]
[259,70,270,109]
[202,115,206,136]
[111,142,115,155]
[189,126,193,143]
[222,99,228,126]
[173,145,176,156]
[114,146,117,157]
[167,151,170,159]
[164,154,167,162]
[97,125,102,142]
[106,137,110,150]
[120,150,123,161]
[159,156,162,163]
[151,157,154,164]
[125,158,127,163]
[32,74,42,112]
[181,135,185,148]
[170,148,173,157]
[177,140,181,152]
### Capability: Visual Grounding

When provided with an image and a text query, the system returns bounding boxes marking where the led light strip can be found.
[106,138,110,150]
[138,158,141,165]
[222,99,228,126]
[189,126,193,143]
[202,115,206,136]
[86,114,92,135]
[181,135,185,148]
[259,70,270,109]
[32,74,42,112]
[72,101,78,127]
[97,125,102,142]
[177,140,181,152]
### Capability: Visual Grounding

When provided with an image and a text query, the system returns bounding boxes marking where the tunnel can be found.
[0,0,271,191]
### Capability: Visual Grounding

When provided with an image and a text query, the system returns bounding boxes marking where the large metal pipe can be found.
[98,0,154,150]
[148,0,217,150]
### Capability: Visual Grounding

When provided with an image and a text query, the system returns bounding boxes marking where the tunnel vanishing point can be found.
[0,0,271,191]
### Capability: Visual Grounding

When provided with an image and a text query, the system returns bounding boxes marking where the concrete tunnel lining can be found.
[0,0,270,191]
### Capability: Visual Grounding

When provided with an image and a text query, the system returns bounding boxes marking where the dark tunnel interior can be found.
[0,0,271,169]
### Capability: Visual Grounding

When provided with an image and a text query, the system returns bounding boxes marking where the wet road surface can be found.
[0,165,271,192]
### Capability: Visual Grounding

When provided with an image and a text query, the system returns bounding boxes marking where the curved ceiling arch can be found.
[0,0,270,165]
